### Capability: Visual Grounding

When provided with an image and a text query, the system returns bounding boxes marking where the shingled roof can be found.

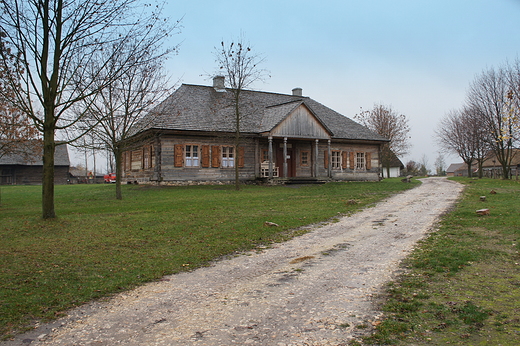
[0,142,70,166]
[140,83,387,142]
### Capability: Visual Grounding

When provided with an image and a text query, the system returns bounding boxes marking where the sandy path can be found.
[3,177,463,346]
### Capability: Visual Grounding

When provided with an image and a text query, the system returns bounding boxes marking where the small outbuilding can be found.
[0,142,70,185]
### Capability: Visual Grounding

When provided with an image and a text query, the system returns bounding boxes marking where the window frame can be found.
[185,144,200,167]
[300,150,310,166]
[261,149,269,162]
[331,150,341,169]
[356,152,365,170]
[221,146,235,168]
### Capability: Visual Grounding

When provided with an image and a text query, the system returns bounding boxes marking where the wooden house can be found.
[122,77,388,184]
[0,142,70,185]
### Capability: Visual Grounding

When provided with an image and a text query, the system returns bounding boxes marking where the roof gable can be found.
[266,103,331,139]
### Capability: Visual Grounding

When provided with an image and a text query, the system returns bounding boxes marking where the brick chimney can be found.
[292,87,302,96]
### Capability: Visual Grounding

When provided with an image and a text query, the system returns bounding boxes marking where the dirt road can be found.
[4,177,463,346]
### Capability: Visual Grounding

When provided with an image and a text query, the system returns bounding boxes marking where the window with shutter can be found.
[222,146,234,168]
[185,145,199,167]
[331,151,341,169]
[366,152,372,170]
[349,152,355,169]
[356,152,365,170]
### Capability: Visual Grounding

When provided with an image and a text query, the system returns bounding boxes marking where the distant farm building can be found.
[0,143,70,185]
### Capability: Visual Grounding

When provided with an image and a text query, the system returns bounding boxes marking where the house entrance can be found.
[276,147,296,178]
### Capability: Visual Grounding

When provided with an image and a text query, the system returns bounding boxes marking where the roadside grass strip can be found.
[363,178,520,345]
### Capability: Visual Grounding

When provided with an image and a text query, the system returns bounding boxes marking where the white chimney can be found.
[213,75,225,90]
[292,87,302,96]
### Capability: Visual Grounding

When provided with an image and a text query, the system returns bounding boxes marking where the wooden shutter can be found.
[349,152,355,169]
[141,147,145,169]
[324,150,328,169]
[238,147,245,168]
[211,146,221,167]
[174,144,183,167]
[149,146,153,168]
[201,145,210,168]
[342,151,348,169]
[127,151,132,170]
[366,152,372,170]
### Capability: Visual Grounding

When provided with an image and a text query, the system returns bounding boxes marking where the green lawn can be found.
[0,179,417,339]
[363,178,520,345]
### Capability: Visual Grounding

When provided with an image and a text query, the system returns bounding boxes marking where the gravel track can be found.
[3,177,463,346]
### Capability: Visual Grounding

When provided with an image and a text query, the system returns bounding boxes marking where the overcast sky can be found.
[73,0,520,171]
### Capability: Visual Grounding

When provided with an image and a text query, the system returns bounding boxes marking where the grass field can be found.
[363,178,520,345]
[0,179,417,339]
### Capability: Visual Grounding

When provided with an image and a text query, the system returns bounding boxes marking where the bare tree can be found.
[404,160,420,176]
[0,35,39,159]
[76,41,177,199]
[0,0,173,218]
[436,108,476,177]
[467,64,518,179]
[214,37,268,190]
[434,153,446,176]
[356,104,411,178]
[464,105,491,178]
[419,154,430,176]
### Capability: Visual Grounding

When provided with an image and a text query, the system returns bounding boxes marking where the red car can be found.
[103,173,116,183]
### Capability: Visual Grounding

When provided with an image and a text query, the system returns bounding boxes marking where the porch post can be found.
[327,139,331,178]
[283,137,288,178]
[314,139,319,177]
[268,136,273,178]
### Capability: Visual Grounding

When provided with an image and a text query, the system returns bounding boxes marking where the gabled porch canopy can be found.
[259,101,334,178]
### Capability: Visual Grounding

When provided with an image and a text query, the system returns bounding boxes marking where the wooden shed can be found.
[0,143,70,185]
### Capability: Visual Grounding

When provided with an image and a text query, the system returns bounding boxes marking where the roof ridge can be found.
[264,99,303,109]
[180,83,311,99]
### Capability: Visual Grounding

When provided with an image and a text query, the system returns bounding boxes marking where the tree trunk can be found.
[234,95,240,191]
[466,160,473,178]
[42,124,56,219]
[501,161,510,180]
[115,148,123,200]
[477,160,484,178]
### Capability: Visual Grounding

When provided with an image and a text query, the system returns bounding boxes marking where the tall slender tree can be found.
[0,0,173,218]
[214,37,267,190]
[76,42,177,199]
